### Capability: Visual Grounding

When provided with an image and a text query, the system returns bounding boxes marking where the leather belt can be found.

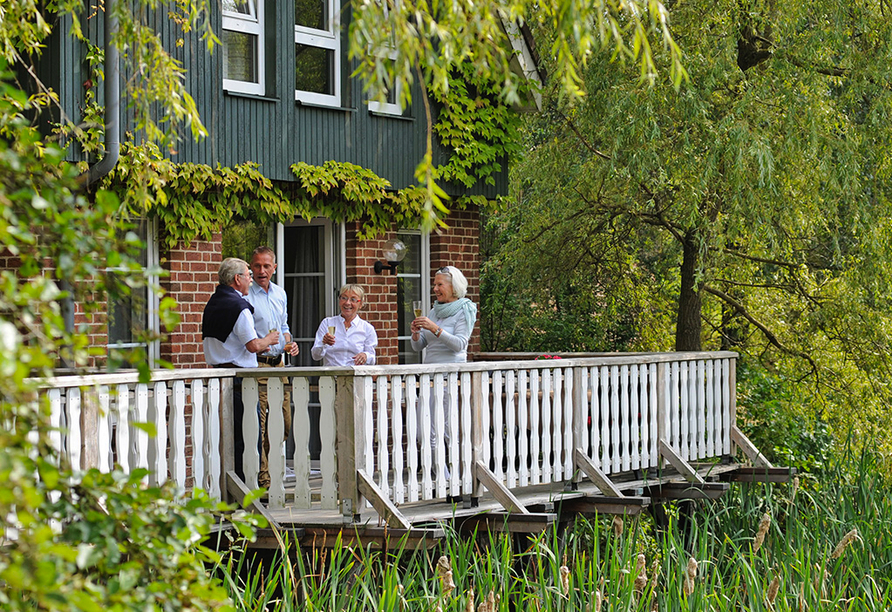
[257,355,283,366]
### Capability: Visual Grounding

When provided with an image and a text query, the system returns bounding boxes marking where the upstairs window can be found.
[294,0,340,106]
[367,55,403,116]
[223,0,265,95]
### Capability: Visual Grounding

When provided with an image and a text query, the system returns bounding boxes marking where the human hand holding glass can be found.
[324,325,336,346]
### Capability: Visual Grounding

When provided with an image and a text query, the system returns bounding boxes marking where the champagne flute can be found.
[328,325,336,336]
[412,300,423,318]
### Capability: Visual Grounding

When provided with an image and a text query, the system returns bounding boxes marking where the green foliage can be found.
[103,142,490,246]
[431,65,524,189]
[219,451,892,611]
[1,17,257,608]
[485,0,892,455]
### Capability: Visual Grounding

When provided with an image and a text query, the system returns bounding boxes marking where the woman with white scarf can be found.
[410,266,477,491]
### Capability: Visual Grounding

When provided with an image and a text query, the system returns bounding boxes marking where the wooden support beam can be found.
[647,481,729,501]
[574,449,624,497]
[722,466,796,483]
[475,460,531,514]
[357,469,412,530]
[558,495,650,516]
[730,426,773,468]
[453,512,556,534]
[225,470,280,530]
[658,440,706,485]
[295,525,444,550]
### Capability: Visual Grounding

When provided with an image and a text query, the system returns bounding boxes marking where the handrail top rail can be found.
[30,351,737,388]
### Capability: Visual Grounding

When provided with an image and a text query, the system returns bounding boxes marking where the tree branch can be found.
[704,284,818,375]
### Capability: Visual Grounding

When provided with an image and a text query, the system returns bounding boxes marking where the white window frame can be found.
[106,218,160,368]
[294,0,341,106]
[367,48,403,116]
[222,0,266,96]
[396,230,430,364]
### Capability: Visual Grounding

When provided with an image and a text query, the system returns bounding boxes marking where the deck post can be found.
[656,362,669,469]
[572,365,586,484]
[471,371,485,499]
[220,377,234,503]
[340,373,366,519]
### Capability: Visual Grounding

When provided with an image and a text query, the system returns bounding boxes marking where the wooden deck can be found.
[34,352,792,547]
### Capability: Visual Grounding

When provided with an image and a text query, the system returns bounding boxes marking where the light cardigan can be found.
[410,301,477,363]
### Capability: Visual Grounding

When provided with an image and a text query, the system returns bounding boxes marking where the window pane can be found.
[295,0,326,30]
[223,0,255,16]
[396,232,423,364]
[397,233,421,275]
[223,30,258,82]
[295,44,333,94]
[399,339,421,364]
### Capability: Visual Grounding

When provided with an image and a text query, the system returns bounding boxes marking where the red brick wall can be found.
[429,209,481,357]
[346,208,482,364]
[161,235,223,368]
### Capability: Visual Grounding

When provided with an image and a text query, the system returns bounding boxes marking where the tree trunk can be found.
[675,232,702,351]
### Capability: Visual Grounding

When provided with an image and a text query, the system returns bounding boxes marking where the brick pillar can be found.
[161,234,223,368]
[346,225,401,365]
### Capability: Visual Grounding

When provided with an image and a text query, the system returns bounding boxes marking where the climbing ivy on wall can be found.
[431,64,525,188]
[105,142,488,248]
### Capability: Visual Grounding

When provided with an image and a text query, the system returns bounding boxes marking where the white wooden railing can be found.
[33,352,737,520]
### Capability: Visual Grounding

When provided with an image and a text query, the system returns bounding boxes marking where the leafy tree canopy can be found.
[484,0,892,458]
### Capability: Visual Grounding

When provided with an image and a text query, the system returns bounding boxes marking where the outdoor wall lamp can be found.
[374,238,408,274]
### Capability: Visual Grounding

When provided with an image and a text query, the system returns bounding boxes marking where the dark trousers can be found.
[232,375,245,481]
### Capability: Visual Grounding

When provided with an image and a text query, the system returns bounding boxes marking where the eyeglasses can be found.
[438,267,451,274]
[339,296,361,304]
[239,271,253,278]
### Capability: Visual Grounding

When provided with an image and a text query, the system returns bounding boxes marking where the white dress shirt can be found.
[311,315,378,366]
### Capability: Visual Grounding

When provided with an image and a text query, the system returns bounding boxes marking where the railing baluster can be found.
[392,374,405,504]
[267,377,286,509]
[433,373,447,499]
[207,378,221,500]
[630,365,640,471]
[517,369,529,487]
[620,365,631,472]
[406,375,419,503]
[563,366,573,478]
[477,371,491,498]
[241,377,261,490]
[721,359,734,455]
[191,380,205,493]
[528,369,540,485]
[47,389,63,462]
[552,368,563,481]
[460,371,472,497]
[97,385,111,473]
[447,371,460,498]
[492,371,504,483]
[599,366,610,473]
[687,361,698,460]
[376,375,390,500]
[505,369,517,488]
[670,362,680,453]
[420,373,433,500]
[169,380,187,489]
[648,364,658,466]
[540,369,551,482]
[134,384,149,480]
[697,360,707,459]
[292,376,311,508]
[318,376,337,510]
[610,365,620,473]
[66,388,81,473]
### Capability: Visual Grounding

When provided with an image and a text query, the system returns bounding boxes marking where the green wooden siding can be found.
[44,3,506,198]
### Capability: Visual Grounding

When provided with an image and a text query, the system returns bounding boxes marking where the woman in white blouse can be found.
[311,284,378,366]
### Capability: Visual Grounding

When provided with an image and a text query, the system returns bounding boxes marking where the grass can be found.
[214,448,892,611]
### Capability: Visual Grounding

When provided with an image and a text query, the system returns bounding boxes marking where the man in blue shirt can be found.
[247,246,300,489]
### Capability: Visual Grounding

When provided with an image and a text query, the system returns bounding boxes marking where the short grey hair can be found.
[436,265,468,299]
[339,283,366,301]
[219,257,249,286]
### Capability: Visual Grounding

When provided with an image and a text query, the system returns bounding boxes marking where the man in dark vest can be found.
[202,257,279,481]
